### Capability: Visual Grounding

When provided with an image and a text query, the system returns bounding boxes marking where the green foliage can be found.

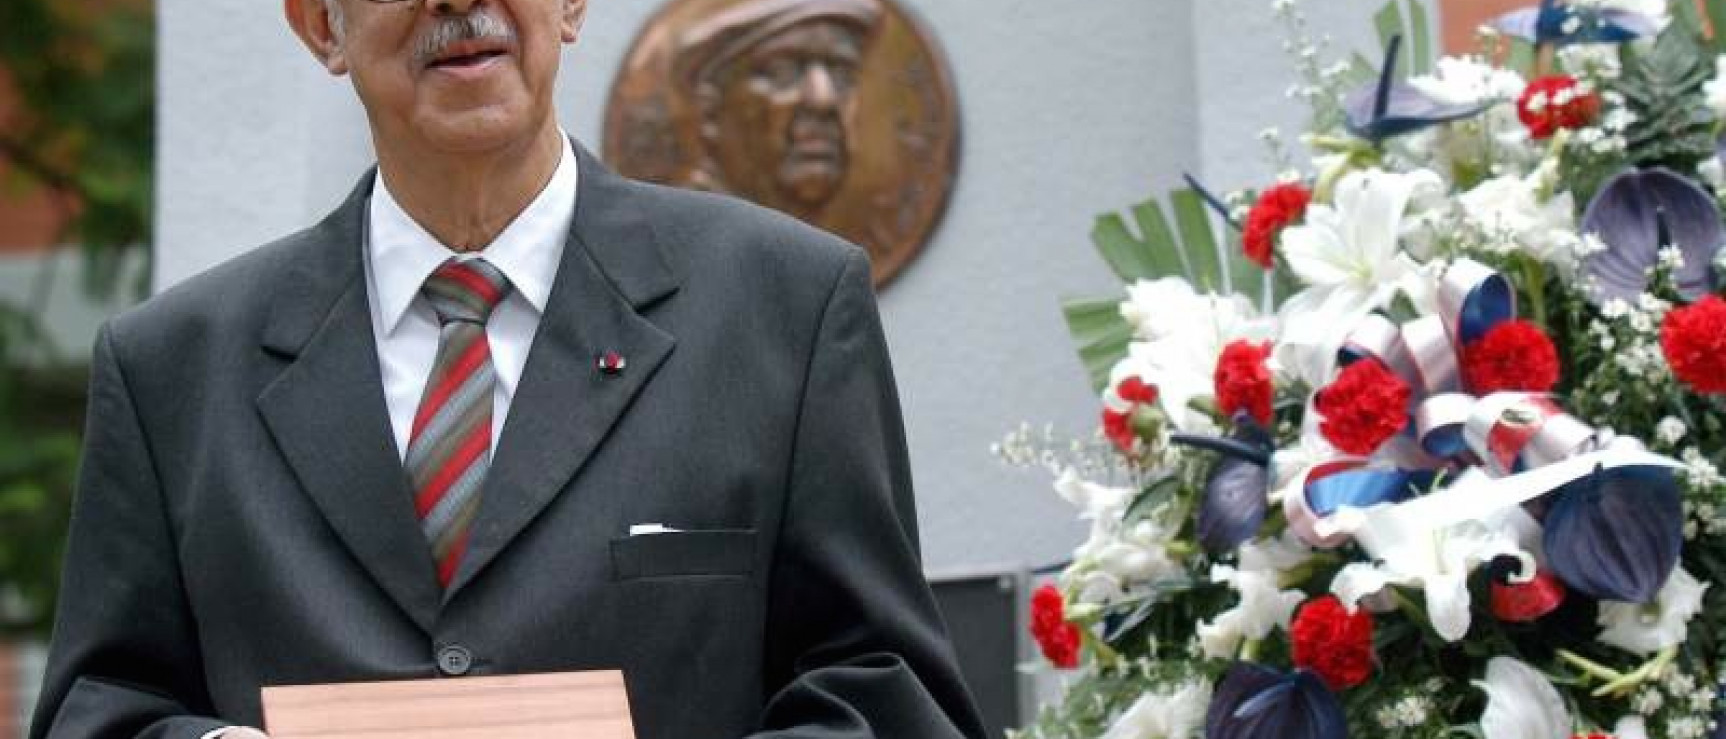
[0,0,155,636]
[1063,189,1280,392]
[0,307,85,638]
[1062,296,1134,393]
[1612,15,1717,173]
[0,0,155,294]
[1374,0,1433,78]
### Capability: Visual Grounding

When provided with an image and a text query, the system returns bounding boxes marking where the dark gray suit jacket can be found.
[30,142,985,739]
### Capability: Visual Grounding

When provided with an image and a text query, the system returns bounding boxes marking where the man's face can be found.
[706,21,864,213]
[303,0,585,156]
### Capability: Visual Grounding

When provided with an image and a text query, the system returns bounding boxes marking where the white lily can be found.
[1475,656,1571,739]
[1089,518,1182,585]
[1099,680,1212,739]
[1054,467,1135,522]
[1238,529,1316,574]
[1459,161,1581,267]
[1276,168,1443,385]
[1597,566,1709,656]
[1056,469,1184,604]
[1120,277,1210,342]
[1328,482,1532,642]
[1111,279,1275,432]
[1197,564,1305,659]
[1065,520,1182,605]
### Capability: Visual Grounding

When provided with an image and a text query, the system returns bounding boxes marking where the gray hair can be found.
[322,0,346,42]
[316,0,519,65]
[413,10,517,68]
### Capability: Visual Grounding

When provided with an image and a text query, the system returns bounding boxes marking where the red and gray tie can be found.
[407,257,511,588]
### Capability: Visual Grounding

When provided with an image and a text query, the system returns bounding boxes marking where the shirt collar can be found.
[367,133,578,335]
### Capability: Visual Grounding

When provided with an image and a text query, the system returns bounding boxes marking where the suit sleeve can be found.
[751,250,987,739]
[29,323,228,739]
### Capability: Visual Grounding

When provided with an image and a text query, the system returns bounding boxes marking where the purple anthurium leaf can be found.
[1174,415,1273,553]
[1582,167,1724,304]
[1492,0,1655,44]
[1343,36,1487,144]
[1543,463,1682,603]
[1344,86,1489,143]
[1207,664,1347,739]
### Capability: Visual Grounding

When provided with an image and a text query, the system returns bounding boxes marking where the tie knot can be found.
[422,258,512,325]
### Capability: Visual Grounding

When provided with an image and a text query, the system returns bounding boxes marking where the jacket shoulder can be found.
[104,227,327,357]
[620,178,866,288]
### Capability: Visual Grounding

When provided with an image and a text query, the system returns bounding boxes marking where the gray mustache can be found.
[414,11,518,67]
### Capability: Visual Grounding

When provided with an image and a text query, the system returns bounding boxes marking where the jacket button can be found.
[436,644,473,676]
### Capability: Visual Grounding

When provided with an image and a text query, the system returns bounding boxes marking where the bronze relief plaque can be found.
[602,0,960,288]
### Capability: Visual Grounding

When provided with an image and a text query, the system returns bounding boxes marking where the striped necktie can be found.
[407,257,512,588]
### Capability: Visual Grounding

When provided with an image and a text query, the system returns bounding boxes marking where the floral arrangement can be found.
[1003,0,1726,737]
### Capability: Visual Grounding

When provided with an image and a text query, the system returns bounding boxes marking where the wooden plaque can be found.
[262,670,635,739]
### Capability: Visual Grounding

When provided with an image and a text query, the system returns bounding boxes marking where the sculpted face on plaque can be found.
[605,0,960,288]
[688,13,870,222]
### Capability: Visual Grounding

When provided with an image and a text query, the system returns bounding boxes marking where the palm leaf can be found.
[1375,0,1435,77]
[1064,185,1283,391]
[1063,296,1135,392]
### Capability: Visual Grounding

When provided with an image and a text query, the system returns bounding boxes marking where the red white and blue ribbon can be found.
[1282,258,1673,548]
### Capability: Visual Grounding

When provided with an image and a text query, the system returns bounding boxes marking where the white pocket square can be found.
[627,523,684,537]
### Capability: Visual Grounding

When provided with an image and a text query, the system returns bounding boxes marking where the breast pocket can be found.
[609,529,758,581]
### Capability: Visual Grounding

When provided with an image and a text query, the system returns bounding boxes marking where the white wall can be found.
[156,0,1392,574]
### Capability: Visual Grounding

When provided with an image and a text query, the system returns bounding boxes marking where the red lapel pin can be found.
[597,351,628,376]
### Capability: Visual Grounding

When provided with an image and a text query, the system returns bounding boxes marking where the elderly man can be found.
[27,0,984,738]
[675,0,880,224]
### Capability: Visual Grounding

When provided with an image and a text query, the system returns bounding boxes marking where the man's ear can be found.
[560,0,588,44]
[285,0,350,75]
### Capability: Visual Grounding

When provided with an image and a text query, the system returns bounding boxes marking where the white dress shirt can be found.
[363,134,577,461]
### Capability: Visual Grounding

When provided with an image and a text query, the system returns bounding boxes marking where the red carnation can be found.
[1517,75,1601,140]
[1492,568,1567,623]
[1029,585,1081,668]
[1117,376,1158,404]
[1290,595,1374,690]
[1661,295,1726,395]
[1315,359,1410,455]
[1102,376,1160,454]
[1461,320,1562,395]
[1242,183,1312,269]
[1214,339,1275,425]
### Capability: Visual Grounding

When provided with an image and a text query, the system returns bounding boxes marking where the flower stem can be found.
[1558,646,1680,698]
[1590,646,1679,698]
[1389,588,1430,629]
[1557,649,1625,684]
[1520,257,1550,329]
[1240,638,1262,663]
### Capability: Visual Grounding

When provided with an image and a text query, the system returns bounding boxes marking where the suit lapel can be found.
[256,174,444,632]
[445,143,682,598]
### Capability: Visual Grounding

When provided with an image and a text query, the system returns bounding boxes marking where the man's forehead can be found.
[746,21,864,60]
